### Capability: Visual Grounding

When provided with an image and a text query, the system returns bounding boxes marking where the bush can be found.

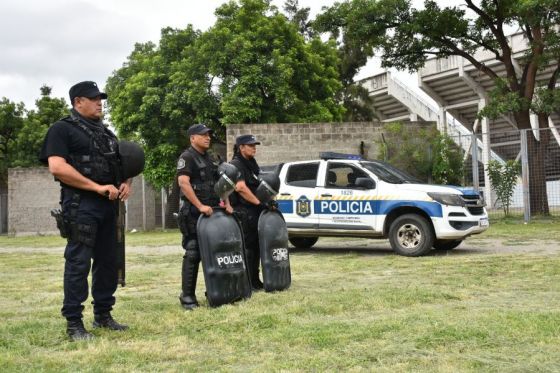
[376,122,464,185]
[486,160,520,215]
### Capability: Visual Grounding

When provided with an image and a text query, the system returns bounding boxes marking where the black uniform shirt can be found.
[230,153,261,205]
[231,154,260,192]
[176,147,212,180]
[39,119,91,165]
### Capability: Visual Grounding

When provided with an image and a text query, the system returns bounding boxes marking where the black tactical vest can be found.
[64,114,121,185]
[187,147,220,206]
[230,155,260,206]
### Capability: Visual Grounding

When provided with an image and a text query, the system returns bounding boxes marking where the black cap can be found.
[69,81,107,103]
[235,134,260,146]
[187,123,213,137]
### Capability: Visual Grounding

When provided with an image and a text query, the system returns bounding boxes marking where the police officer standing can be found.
[40,81,131,341]
[177,124,233,310]
[229,134,270,290]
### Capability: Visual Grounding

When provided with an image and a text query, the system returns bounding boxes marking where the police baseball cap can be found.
[187,123,213,137]
[69,81,107,103]
[236,134,260,146]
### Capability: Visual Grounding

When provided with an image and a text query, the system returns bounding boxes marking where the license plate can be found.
[479,219,489,228]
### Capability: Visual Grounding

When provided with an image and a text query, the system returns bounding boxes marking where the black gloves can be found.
[260,200,278,210]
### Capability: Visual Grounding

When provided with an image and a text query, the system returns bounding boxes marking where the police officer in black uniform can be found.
[177,123,233,310]
[229,134,271,290]
[39,81,131,341]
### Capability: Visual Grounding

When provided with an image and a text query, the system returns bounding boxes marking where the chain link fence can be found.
[380,126,560,221]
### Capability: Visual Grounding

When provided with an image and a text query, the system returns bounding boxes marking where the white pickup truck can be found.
[269,153,489,257]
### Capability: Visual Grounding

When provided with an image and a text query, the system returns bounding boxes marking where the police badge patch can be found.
[177,158,185,169]
[296,196,311,217]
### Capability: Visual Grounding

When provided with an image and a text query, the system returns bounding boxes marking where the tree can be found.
[107,28,203,227]
[11,85,69,168]
[0,98,25,189]
[317,0,560,215]
[177,0,344,125]
[487,159,520,215]
[107,27,201,190]
[283,0,315,39]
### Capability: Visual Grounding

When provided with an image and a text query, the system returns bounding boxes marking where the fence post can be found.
[471,133,479,192]
[161,186,167,230]
[520,129,530,223]
[142,175,147,231]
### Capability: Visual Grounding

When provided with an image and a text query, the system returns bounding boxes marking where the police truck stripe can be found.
[279,196,443,217]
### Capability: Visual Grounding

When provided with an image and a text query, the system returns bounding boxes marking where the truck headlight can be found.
[427,192,465,207]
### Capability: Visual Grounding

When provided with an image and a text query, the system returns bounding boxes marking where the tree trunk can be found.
[164,178,180,229]
[527,113,551,216]
[515,111,550,216]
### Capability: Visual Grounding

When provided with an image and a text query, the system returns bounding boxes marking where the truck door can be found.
[316,162,378,232]
[277,162,320,230]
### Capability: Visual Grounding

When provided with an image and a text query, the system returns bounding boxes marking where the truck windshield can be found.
[361,161,421,184]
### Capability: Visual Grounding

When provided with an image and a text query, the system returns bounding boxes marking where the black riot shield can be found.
[258,209,291,292]
[197,208,251,307]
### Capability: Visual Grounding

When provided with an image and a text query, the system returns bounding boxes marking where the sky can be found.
[0,0,452,111]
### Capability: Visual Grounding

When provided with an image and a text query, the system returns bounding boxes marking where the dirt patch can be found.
[1,238,558,256]
[294,236,560,256]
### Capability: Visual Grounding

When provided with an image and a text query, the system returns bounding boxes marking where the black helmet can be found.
[254,172,280,203]
[214,162,240,200]
[119,141,145,179]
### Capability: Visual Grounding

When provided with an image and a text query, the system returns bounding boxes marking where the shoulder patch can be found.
[177,158,186,170]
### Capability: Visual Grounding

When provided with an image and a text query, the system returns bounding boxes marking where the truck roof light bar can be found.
[319,152,363,160]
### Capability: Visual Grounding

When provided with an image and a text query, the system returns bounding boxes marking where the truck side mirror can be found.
[355,177,375,189]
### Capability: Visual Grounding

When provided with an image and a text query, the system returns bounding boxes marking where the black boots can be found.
[66,319,94,341]
[251,277,264,291]
[179,293,199,310]
[92,313,129,331]
[67,314,127,341]
[179,253,200,310]
[246,250,263,291]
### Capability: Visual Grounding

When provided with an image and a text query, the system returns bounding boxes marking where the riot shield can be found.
[197,208,251,307]
[258,209,291,292]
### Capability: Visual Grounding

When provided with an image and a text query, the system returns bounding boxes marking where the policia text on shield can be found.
[40,81,144,342]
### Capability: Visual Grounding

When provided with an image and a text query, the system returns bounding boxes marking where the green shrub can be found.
[376,122,464,185]
[486,160,520,215]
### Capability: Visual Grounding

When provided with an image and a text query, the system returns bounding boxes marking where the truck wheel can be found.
[389,214,434,257]
[433,239,462,251]
[289,237,318,249]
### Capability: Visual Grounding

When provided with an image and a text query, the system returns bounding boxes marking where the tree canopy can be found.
[0,86,68,188]
[106,0,344,189]
[11,86,68,168]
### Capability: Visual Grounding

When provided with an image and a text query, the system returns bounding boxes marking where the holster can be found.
[54,190,97,247]
[177,205,191,236]
[50,209,69,238]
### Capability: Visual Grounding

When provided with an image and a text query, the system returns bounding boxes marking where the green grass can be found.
[1,222,560,371]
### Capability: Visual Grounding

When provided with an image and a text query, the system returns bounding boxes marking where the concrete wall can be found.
[7,167,158,236]
[227,121,389,165]
[125,175,157,231]
[8,167,60,236]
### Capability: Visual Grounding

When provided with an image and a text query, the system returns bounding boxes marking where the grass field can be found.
[1,220,559,372]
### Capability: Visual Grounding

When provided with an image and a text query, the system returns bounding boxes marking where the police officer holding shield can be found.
[40,81,131,341]
[176,124,233,310]
[229,134,273,290]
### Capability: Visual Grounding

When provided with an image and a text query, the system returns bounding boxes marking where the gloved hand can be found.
[266,200,278,211]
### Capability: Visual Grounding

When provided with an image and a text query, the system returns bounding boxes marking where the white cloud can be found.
[2,0,416,111]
